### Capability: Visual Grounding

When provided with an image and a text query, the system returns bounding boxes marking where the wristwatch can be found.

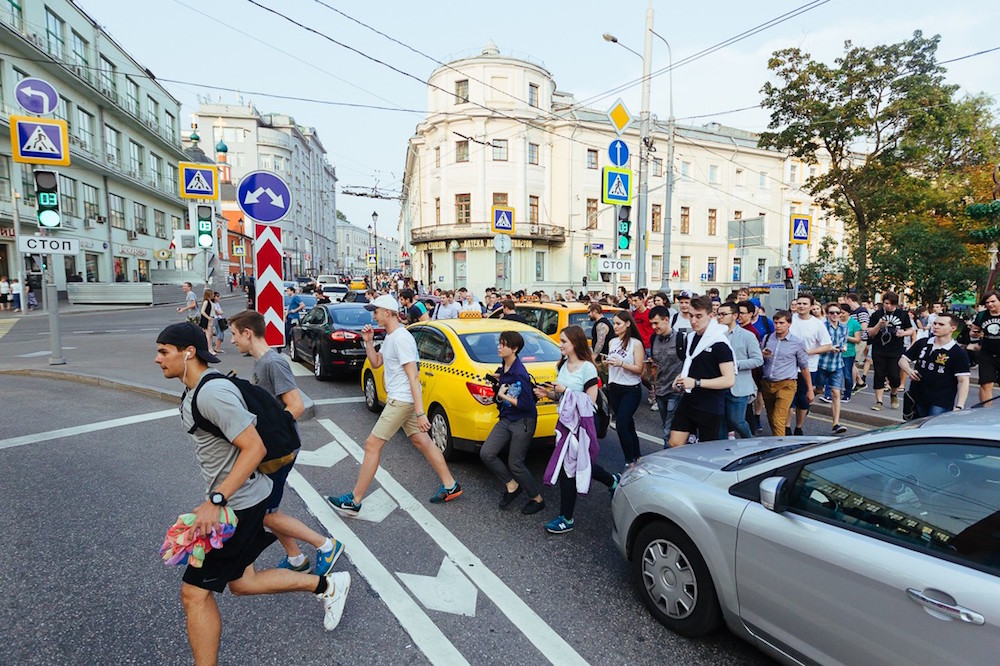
[695,379,702,388]
[209,491,227,507]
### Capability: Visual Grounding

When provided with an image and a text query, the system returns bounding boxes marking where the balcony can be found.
[411,221,565,245]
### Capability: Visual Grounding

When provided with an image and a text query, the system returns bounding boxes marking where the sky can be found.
[76,0,999,241]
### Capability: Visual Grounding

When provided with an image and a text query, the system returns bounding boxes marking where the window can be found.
[98,56,116,94]
[55,96,70,126]
[104,125,121,164]
[680,206,690,234]
[455,79,469,104]
[492,139,508,161]
[129,141,143,175]
[734,210,742,220]
[757,258,767,281]
[652,204,662,232]
[528,143,539,165]
[732,257,742,282]
[273,156,283,172]
[19,165,34,202]
[59,175,77,216]
[809,166,817,179]
[586,149,598,169]
[759,171,768,188]
[680,161,691,180]
[164,112,176,142]
[709,164,719,183]
[146,96,159,126]
[149,153,161,187]
[133,202,148,234]
[167,164,178,195]
[434,197,440,224]
[260,155,272,170]
[586,198,598,230]
[434,146,440,168]
[492,193,508,207]
[528,83,539,108]
[735,168,744,186]
[535,251,545,280]
[0,156,10,202]
[787,442,1000,575]
[45,8,64,59]
[83,184,99,218]
[529,195,539,224]
[171,215,183,232]
[154,209,167,238]
[790,163,800,184]
[707,257,717,282]
[455,194,471,224]
[108,194,125,228]
[5,0,22,30]
[71,31,89,71]
[680,256,690,281]
[456,140,469,163]
[125,77,139,115]
[651,255,661,281]
[653,158,662,177]
[708,208,717,236]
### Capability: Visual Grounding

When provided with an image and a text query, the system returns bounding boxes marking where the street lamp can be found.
[650,28,675,293]
[371,211,379,275]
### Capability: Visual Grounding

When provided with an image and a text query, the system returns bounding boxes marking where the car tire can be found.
[363,371,381,412]
[631,521,722,638]
[289,337,299,361]
[428,406,457,461]
[313,350,330,381]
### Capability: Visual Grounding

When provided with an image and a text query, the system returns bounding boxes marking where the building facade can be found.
[399,43,845,297]
[336,220,400,277]
[193,103,338,278]
[0,0,189,292]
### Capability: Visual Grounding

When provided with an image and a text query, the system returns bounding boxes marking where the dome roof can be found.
[215,139,228,153]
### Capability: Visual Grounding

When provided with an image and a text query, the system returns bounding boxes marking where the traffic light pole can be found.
[612,205,620,296]
[9,181,28,317]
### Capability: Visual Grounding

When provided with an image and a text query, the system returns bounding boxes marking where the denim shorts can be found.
[791,371,819,410]
[814,367,843,392]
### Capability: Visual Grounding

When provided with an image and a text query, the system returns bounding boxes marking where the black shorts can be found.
[182,499,277,593]
[265,456,296,513]
[980,354,1000,385]
[670,402,723,442]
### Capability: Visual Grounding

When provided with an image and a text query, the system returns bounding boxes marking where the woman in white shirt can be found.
[606,310,646,466]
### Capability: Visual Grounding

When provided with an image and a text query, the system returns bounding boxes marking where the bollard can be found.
[47,283,66,365]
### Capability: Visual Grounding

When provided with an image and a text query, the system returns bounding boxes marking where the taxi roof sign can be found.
[606,98,634,135]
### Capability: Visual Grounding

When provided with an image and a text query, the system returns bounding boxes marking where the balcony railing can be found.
[411,221,565,244]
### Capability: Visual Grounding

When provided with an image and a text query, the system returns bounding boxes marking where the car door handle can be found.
[906,588,985,625]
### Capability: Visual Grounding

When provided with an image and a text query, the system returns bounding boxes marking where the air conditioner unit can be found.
[30,33,44,48]
[69,135,81,146]
[84,217,96,229]
[62,218,77,229]
[127,230,138,241]
[73,65,83,77]
[106,153,117,164]
[97,215,107,223]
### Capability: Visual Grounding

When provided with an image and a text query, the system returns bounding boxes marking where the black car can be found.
[289,303,385,379]
[340,290,370,304]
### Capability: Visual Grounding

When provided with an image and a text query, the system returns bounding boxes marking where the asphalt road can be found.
[0,299,876,665]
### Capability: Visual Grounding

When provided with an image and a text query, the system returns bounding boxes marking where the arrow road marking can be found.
[318,419,588,666]
[294,440,349,468]
[397,557,478,617]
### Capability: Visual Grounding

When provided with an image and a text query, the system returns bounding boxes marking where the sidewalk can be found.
[0,292,249,319]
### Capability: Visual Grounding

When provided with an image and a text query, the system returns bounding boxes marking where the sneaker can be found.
[521,499,545,515]
[277,555,310,572]
[890,395,900,409]
[317,571,351,631]
[819,396,832,404]
[832,424,848,435]
[499,487,522,509]
[544,515,575,534]
[650,401,659,411]
[853,381,866,392]
[314,540,345,577]
[871,401,883,411]
[328,492,362,517]
[841,396,851,404]
[785,427,792,436]
[793,427,804,436]
[608,473,621,495]
[430,482,463,504]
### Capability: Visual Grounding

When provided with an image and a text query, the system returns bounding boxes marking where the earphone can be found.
[185,353,191,360]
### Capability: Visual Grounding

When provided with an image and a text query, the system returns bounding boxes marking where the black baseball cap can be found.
[156,322,220,363]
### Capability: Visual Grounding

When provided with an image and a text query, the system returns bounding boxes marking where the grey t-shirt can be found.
[184,290,197,314]
[252,349,297,400]
[182,371,272,510]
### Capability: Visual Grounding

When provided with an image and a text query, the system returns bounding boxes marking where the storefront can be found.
[114,244,150,283]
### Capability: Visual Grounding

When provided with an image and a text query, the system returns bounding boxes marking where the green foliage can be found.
[799,236,856,299]
[336,210,348,222]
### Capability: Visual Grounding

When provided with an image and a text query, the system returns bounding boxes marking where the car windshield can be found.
[329,308,376,327]
[567,312,591,329]
[459,331,562,364]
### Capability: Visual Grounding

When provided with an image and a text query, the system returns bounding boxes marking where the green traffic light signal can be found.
[196,204,214,248]
[616,206,632,250]
[34,169,61,228]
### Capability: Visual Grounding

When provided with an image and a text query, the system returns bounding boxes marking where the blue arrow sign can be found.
[15,77,59,114]
[237,171,291,223]
[608,139,629,168]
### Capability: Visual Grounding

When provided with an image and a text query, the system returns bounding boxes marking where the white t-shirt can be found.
[381,327,419,402]
[607,337,643,386]
[790,314,833,372]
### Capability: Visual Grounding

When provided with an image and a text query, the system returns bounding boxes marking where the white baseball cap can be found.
[364,294,400,312]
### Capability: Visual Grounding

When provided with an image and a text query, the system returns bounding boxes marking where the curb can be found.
[807,401,901,428]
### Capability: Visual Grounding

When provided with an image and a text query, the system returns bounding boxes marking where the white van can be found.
[317,274,340,285]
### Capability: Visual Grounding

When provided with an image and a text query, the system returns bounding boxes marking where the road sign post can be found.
[254,223,285,348]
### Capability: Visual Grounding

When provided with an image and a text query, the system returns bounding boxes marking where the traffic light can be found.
[617,205,632,250]
[196,204,214,249]
[34,169,60,228]
[783,267,794,289]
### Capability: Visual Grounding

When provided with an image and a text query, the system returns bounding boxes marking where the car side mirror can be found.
[759,476,788,513]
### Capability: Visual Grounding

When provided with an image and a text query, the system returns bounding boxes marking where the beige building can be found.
[399,43,845,297]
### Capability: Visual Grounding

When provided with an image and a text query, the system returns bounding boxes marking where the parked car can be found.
[282,282,317,312]
[317,274,341,285]
[610,406,1000,665]
[290,303,384,379]
[489,302,621,343]
[361,318,563,459]
[341,290,371,304]
[321,283,349,302]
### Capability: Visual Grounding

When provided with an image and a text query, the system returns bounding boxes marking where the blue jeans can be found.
[655,393,682,448]
[720,394,753,439]
[841,356,855,400]
[608,383,642,464]
[915,403,949,418]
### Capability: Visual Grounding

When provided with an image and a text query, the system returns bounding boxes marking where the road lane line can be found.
[0,409,177,451]
[0,319,16,341]
[318,419,588,666]
[312,397,366,405]
[286,470,470,666]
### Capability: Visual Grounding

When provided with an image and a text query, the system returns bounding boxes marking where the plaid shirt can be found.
[819,320,848,372]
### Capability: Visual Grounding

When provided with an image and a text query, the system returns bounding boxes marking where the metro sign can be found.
[254,223,285,347]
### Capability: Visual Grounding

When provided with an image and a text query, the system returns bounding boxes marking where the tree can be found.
[336,210,348,223]
[759,32,997,288]
[799,235,855,299]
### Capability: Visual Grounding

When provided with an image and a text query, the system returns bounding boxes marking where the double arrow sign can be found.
[244,186,285,208]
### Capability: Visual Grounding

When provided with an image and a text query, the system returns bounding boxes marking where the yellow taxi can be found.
[489,302,621,344]
[348,278,367,291]
[361,318,562,460]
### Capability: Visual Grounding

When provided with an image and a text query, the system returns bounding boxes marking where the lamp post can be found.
[651,28,674,293]
[372,211,379,276]
[367,223,373,283]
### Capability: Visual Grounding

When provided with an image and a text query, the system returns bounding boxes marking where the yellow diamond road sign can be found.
[607,98,634,135]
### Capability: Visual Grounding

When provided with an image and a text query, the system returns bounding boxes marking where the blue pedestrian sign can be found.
[10,115,69,166]
[491,205,515,235]
[178,162,219,200]
[608,139,629,168]
[15,77,59,115]
[601,166,632,206]
[790,214,811,244]
[237,170,291,223]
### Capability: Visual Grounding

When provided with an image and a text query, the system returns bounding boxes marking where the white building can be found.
[399,43,845,297]
[0,0,189,292]
[336,220,400,277]
[193,103,337,277]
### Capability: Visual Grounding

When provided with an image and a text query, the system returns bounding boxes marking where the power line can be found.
[940,45,1000,65]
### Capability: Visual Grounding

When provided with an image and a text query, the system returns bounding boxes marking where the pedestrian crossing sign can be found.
[10,115,70,166]
[491,205,515,235]
[602,166,632,205]
[179,162,219,200]
[790,214,811,244]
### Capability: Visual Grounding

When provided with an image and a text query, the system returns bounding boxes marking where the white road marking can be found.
[319,419,588,666]
[295,440,349,468]
[286,470,470,666]
[16,348,78,357]
[106,329,127,333]
[352,487,398,524]
[312,397,366,405]
[289,360,313,377]
[0,409,176,451]
[397,557,479,617]
[71,330,95,334]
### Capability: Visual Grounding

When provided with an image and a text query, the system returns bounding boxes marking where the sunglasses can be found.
[828,310,841,315]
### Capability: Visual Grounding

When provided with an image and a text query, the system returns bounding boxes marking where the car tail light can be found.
[330,330,360,342]
[466,382,495,405]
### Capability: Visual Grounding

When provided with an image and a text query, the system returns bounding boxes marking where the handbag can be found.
[218,317,229,331]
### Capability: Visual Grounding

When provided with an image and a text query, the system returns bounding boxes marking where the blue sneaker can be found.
[328,492,362,517]
[544,515,575,534]
[314,540,345,576]
[277,556,310,572]
[609,473,621,495]
[429,482,463,504]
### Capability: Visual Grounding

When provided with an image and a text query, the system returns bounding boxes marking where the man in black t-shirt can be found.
[399,288,429,325]
[972,291,1000,405]
[900,313,970,416]
[667,296,735,447]
[867,291,914,410]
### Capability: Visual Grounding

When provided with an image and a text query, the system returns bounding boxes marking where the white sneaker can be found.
[650,402,659,411]
[317,571,351,631]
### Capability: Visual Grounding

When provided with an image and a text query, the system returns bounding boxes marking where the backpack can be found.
[187,372,302,475]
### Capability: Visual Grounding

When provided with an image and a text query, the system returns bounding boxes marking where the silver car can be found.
[611,406,1000,665]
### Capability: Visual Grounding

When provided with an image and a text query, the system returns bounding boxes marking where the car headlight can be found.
[620,465,650,487]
